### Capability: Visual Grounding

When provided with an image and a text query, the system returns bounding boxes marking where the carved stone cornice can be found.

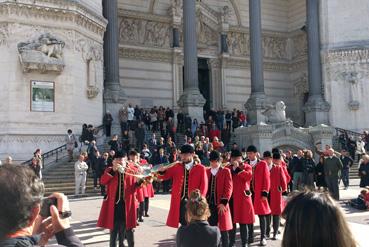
[119,46,172,63]
[0,1,107,38]
[323,47,369,64]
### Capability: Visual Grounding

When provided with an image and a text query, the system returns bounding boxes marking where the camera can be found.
[40,197,58,218]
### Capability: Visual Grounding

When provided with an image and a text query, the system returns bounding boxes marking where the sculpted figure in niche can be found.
[18,33,65,59]
[262,101,287,123]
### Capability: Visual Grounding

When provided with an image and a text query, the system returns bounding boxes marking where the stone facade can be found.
[1,0,369,160]
[0,0,107,160]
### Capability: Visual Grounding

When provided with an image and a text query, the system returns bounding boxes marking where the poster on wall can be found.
[30,81,55,112]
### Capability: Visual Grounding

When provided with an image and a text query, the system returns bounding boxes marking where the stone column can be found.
[304,0,330,126]
[244,0,266,125]
[177,0,205,122]
[103,0,125,135]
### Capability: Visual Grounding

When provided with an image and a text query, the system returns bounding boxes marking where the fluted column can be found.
[304,0,330,126]
[244,0,266,125]
[177,0,205,122]
[103,0,124,103]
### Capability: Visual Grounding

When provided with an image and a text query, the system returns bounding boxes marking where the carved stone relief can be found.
[17,33,65,73]
[119,17,171,48]
[196,13,218,48]
[291,33,307,59]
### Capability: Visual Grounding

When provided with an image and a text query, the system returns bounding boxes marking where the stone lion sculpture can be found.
[262,101,287,123]
[18,33,65,60]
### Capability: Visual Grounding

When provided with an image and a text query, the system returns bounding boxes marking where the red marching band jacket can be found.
[97,164,138,230]
[226,163,255,225]
[206,167,233,231]
[270,164,288,215]
[251,160,271,215]
[157,162,208,228]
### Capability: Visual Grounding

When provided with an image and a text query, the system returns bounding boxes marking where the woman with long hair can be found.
[176,189,221,247]
[282,191,356,247]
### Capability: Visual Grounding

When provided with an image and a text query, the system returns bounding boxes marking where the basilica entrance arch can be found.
[272,125,313,151]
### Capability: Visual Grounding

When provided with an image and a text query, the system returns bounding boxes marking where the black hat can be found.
[263,151,272,158]
[273,152,281,160]
[115,151,125,159]
[246,145,258,153]
[272,148,280,154]
[230,149,242,158]
[180,144,194,154]
[209,150,221,161]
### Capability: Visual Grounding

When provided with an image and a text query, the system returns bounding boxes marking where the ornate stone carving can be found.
[119,17,171,48]
[348,101,360,111]
[294,73,308,95]
[291,32,308,59]
[262,101,287,123]
[76,39,103,99]
[227,32,249,56]
[263,36,288,60]
[17,33,65,73]
[0,1,107,38]
[196,13,218,47]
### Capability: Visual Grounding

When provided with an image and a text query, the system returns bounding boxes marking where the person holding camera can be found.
[0,164,82,246]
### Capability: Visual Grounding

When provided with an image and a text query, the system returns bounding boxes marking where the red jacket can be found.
[252,160,271,215]
[139,160,155,198]
[227,163,255,224]
[209,129,221,141]
[270,165,288,215]
[97,165,138,230]
[206,167,233,231]
[157,162,208,228]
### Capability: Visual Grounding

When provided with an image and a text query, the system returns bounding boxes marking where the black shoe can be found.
[144,214,150,217]
[271,234,277,240]
[248,238,254,244]
[138,218,144,222]
[266,233,270,239]
[259,238,267,246]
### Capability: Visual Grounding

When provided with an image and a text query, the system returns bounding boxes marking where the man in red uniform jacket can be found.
[97,151,140,247]
[206,150,233,247]
[246,145,271,246]
[157,144,208,228]
[228,149,255,247]
[269,152,288,240]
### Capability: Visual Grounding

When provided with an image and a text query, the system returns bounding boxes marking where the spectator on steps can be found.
[103,111,113,137]
[127,104,135,130]
[135,122,146,151]
[75,154,88,196]
[108,135,120,153]
[119,105,129,133]
[359,155,369,188]
[66,129,77,162]
[29,157,42,179]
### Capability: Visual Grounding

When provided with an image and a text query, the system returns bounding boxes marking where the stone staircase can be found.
[349,163,360,180]
[42,161,99,196]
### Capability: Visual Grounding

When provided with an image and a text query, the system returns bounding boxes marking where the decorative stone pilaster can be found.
[177,0,205,122]
[244,0,267,125]
[304,0,330,126]
[209,59,223,110]
[309,124,335,151]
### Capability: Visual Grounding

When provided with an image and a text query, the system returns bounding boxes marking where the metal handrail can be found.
[335,127,362,138]
[21,124,105,167]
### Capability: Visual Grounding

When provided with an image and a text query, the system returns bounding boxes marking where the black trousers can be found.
[208,204,229,247]
[179,198,188,226]
[229,223,248,246]
[138,202,144,220]
[144,197,149,215]
[259,215,268,240]
[106,124,111,137]
[266,214,281,236]
[110,201,126,247]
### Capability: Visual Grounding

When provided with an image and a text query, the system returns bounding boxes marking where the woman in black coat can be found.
[359,155,369,187]
[176,190,221,247]
[315,155,327,190]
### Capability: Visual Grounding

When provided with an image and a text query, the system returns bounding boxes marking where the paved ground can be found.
[48,179,369,246]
